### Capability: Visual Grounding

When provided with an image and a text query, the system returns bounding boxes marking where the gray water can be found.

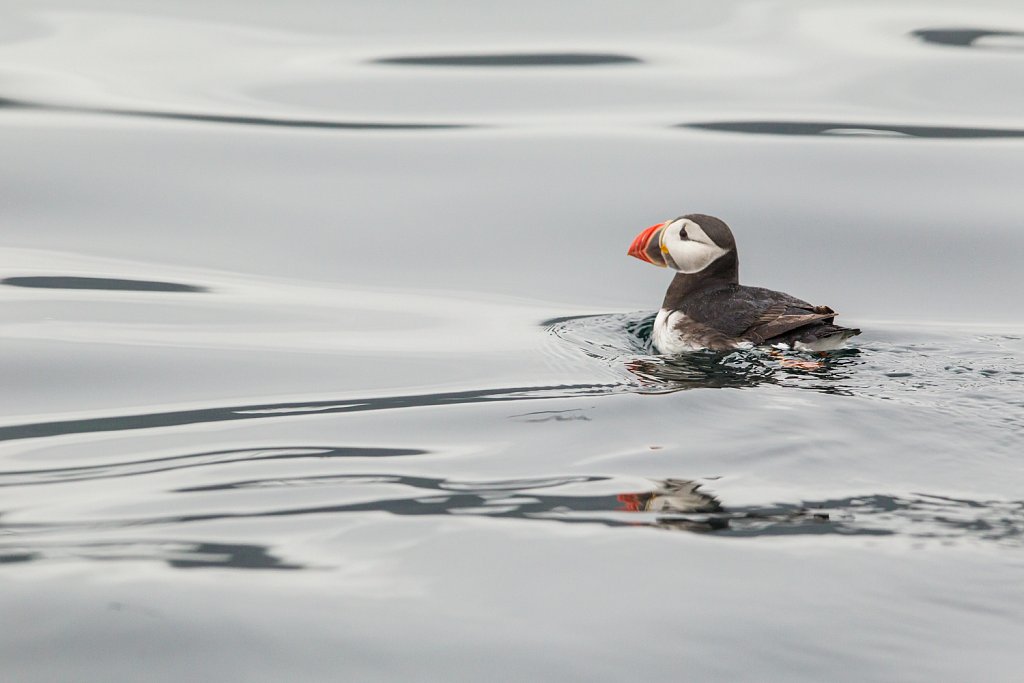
[2,1,1024,680]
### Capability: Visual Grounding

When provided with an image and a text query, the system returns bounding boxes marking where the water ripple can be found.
[0,539,302,571]
[0,96,471,130]
[547,313,1024,432]
[1,276,208,293]
[372,52,642,66]
[682,121,1024,139]
[0,383,619,443]
[911,28,1024,50]
[546,311,862,394]
[0,446,425,487]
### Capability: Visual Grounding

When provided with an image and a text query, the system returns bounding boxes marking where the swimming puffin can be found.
[628,213,860,354]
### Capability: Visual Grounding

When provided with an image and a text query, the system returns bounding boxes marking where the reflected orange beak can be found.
[627,222,668,267]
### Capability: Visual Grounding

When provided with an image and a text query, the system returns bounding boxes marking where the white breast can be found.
[651,309,705,354]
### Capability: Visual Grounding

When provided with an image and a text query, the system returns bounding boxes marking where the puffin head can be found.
[627,213,736,273]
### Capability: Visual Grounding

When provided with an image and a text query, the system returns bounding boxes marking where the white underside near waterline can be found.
[653,309,855,354]
[651,309,738,354]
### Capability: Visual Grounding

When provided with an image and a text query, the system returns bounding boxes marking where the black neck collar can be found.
[661,250,739,309]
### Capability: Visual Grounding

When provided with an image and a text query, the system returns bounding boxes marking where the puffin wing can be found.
[681,285,836,344]
[743,310,837,344]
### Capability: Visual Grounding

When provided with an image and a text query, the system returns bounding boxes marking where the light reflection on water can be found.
[3,0,1024,680]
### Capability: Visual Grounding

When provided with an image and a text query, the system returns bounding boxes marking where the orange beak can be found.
[627,222,668,267]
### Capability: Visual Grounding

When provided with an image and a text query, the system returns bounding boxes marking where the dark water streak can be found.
[372,52,642,66]
[0,539,303,570]
[683,120,1024,138]
[0,383,618,443]
[2,276,208,293]
[0,96,471,131]
[911,28,1024,49]
[0,446,426,487]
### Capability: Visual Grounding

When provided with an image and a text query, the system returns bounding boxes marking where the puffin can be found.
[627,213,860,354]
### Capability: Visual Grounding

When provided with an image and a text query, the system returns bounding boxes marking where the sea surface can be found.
[2,1,1024,680]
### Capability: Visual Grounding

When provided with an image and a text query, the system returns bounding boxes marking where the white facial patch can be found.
[662,219,728,273]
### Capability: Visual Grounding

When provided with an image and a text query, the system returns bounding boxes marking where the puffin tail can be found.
[792,325,861,352]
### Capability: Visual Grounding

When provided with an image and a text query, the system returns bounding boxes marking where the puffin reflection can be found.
[617,479,833,533]
[626,353,775,390]
[618,478,729,532]
[618,478,721,514]
[625,347,858,394]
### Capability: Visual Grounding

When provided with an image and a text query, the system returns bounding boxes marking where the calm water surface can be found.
[2,1,1024,680]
